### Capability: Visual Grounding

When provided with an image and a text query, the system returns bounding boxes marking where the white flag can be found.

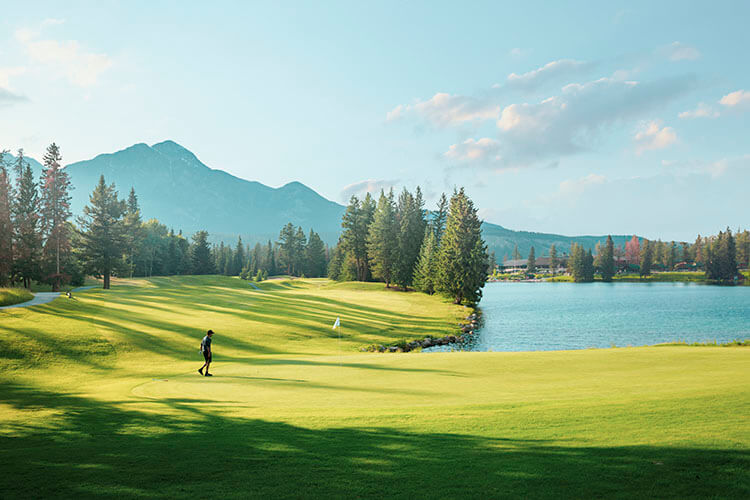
[332,317,340,330]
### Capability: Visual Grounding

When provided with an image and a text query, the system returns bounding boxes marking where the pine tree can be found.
[666,241,677,271]
[123,187,143,278]
[512,244,521,261]
[77,176,127,289]
[12,150,42,288]
[600,235,616,281]
[340,196,371,281]
[305,229,327,277]
[189,230,214,274]
[526,246,536,275]
[432,193,448,243]
[584,249,595,281]
[38,143,73,290]
[293,226,307,276]
[393,188,426,289]
[265,240,276,276]
[0,151,13,286]
[231,236,245,276]
[413,227,437,294]
[367,189,398,287]
[549,244,558,276]
[435,188,488,304]
[639,239,653,277]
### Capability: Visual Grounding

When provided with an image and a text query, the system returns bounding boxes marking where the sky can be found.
[1,1,748,241]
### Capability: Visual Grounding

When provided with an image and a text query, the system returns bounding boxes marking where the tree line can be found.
[0,144,332,290]
[328,187,488,304]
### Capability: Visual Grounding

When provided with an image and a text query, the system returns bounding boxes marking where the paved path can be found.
[0,292,61,310]
[0,285,100,310]
[247,282,263,291]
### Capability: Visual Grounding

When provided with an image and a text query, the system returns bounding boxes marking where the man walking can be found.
[199,330,214,376]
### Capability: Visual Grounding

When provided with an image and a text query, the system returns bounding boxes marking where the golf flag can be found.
[332,317,341,330]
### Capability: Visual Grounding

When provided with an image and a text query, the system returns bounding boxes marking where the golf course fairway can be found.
[0,276,747,498]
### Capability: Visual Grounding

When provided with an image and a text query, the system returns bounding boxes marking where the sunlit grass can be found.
[0,275,747,498]
[0,287,33,306]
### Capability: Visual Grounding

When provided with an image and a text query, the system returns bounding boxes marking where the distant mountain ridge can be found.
[3,141,631,256]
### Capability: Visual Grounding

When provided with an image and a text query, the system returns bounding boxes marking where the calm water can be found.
[433,282,750,352]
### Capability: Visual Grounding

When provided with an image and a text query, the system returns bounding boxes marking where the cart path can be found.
[0,285,99,310]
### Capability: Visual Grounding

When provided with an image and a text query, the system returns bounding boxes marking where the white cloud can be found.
[0,67,27,89]
[15,28,112,87]
[340,179,399,201]
[719,89,750,108]
[443,138,501,164]
[0,87,29,107]
[634,120,677,154]
[664,42,700,61]
[506,59,592,91]
[509,47,527,58]
[678,102,719,119]
[557,173,606,198]
[41,18,66,27]
[386,92,499,126]
[489,75,693,166]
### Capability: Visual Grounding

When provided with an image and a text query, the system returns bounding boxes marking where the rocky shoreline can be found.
[360,310,482,353]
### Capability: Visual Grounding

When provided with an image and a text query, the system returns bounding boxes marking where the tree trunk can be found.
[104,271,110,289]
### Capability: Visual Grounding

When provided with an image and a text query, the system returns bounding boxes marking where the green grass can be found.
[0,287,33,306]
[0,276,748,498]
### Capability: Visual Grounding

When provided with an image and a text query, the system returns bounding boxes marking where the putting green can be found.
[0,276,747,498]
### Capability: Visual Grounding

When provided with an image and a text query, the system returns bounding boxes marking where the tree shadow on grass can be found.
[0,384,747,499]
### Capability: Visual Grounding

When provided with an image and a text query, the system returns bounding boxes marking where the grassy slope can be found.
[0,287,33,306]
[0,276,747,498]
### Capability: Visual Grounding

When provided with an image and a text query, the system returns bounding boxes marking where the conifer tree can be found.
[584,248,595,281]
[413,227,437,294]
[77,176,127,289]
[39,143,73,290]
[233,236,245,276]
[512,244,521,261]
[340,196,371,281]
[305,229,327,277]
[265,240,276,276]
[12,150,42,288]
[123,187,143,278]
[189,230,214,275]
[549,244,558,276]
[666,241,677,271]
[0,152,13,286]
[526,246,536,275]
[367,189,398,287]
[600,235,616,282]
[435,188,488,304]
[639,239,654,277]
[432,193,448,243]
[393,187,426,289]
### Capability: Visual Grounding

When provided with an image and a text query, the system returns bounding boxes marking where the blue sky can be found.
[1,1,748,241]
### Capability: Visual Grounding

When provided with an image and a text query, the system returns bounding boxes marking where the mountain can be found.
[63,141,345,245]
[4,141,631,255]
[481,223,632,260]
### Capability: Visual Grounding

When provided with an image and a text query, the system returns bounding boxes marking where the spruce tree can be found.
[549,244,558,276]
[367,189,398,287]
[435,188,488,304]
[526,246,536,275]
[12,150,42,288]
[512,244,521,261]
[0,152,13,286]
[639,239,654,277]
[190,230,214,274]
[305,229,327,277]
[667,241,677,271]
[123,187,143,278]
[393,187,426,289]
[294,226,307,276]
[233,236,245,276]
[600,235,616,282]
[584,249,595,281]
[413,227,437,294]
[39,143,73,290]
[77,176,127,289]
[432,193,448,243]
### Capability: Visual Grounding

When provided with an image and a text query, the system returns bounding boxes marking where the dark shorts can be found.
[203,351,212,362]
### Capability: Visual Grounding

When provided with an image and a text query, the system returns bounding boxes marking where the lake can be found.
[432,282,750,352]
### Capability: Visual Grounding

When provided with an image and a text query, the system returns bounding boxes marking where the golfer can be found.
[198,330,214,376]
